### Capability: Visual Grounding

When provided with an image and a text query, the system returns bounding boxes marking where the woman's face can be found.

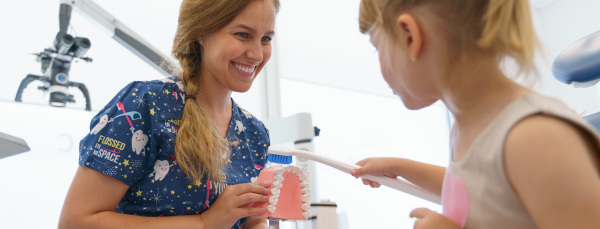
[200,0,276,93]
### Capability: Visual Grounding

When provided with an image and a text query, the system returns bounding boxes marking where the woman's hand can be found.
[350,157,403,188]
[199,182,271,229]
[410,208,459,229]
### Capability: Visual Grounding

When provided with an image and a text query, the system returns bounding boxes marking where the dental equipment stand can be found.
[263,113,339,229]
[552,29,600,130]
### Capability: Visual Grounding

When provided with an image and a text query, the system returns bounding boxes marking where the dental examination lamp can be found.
[15,4,92,110]
[552,30,600,129]
[15,0,176,111]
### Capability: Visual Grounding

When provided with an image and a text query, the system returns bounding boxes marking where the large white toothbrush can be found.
[268,146,441,204]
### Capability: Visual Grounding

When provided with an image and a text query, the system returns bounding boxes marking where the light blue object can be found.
[585,112,600,132]
[552,30,600,87]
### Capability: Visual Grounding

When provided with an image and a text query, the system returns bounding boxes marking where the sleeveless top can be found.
[442,93,600,229]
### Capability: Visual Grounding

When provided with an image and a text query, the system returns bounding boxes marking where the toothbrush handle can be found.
[291,149,441,204]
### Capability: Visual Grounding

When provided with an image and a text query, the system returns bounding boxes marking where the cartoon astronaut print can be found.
[241,109,253,119]
[132,130,149,156]
[149,160,170,181]
[235,120,245,132]
[90,114,109,135]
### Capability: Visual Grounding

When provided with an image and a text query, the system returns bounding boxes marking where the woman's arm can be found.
[59,166,205,229]
[505,115,600,229]
[59,166,270,229]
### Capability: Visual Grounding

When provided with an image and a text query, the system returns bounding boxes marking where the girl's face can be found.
[200,0,276,93]
[370,29,439,110]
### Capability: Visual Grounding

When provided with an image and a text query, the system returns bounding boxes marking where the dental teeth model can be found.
[248,165,311,220]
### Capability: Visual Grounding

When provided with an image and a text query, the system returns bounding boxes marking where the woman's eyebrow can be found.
[234,24,275,36]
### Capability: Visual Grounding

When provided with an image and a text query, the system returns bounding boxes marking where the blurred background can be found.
[1,0,600,228]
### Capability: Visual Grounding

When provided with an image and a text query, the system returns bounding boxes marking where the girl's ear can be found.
[396,14,422,61]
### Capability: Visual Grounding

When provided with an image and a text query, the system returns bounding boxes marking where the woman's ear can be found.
[396,14,422,61]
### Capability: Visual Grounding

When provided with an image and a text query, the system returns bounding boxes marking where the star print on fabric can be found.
[78,78,270,227]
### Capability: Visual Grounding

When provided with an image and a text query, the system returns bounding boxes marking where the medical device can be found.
[552,29,600,129]
[14,0,176,110]
[0,132,30,159]
[263,113,339,229]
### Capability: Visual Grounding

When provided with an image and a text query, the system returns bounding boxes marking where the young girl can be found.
[350,0,600,228]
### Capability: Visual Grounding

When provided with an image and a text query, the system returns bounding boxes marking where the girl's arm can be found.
[59,166,270,229]
[505,115,600,229]
[351,157,446,196]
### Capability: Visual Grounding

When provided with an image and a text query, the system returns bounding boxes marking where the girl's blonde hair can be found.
[359,0,540,75]
[171,0,279,183]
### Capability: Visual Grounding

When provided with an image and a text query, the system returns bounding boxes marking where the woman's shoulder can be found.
[233,103,269,133]
[125,76,185,94]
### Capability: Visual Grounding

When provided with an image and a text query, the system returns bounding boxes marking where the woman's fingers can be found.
[226,182,271,196]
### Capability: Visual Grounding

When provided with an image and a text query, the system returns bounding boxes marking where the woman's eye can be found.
[261,36,272,43]
[235,32,249,39]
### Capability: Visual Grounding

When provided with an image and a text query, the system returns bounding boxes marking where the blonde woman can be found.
[59,0,279,228]
[350,0,600,228]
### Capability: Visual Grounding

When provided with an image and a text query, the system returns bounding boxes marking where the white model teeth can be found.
[266,165,311,220]
[233,62,254,73]
[302,211,311,219]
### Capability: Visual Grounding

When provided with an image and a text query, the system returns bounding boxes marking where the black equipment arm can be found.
[68,81,91,111]
[14,74,50,102]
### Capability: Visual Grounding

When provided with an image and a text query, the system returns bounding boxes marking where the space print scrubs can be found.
[78,77,270,228]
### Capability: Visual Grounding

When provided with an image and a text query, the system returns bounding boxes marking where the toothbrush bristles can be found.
[268,154,293,164]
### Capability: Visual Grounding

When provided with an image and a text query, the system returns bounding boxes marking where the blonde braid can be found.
[171,0,280,183]
[174,51,229,183]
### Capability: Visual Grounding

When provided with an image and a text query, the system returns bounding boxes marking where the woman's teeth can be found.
[233,62,254,73]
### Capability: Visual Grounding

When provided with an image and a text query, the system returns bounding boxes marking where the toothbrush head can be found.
[267,146,293,164]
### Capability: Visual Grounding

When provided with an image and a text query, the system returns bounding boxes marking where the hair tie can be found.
[185,94,196,101]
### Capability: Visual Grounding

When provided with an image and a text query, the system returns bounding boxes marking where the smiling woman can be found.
[58,0,281,229]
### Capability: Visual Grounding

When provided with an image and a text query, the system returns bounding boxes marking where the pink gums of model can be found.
[248,165,311,220]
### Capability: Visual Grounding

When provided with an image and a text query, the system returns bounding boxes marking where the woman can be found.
[59,0,280,228]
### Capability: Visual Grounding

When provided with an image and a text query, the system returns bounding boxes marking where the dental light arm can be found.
[15,0,178,110]
[61,0,177,76]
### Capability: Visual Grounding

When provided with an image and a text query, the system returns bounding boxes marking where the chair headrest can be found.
[552,30,600,88]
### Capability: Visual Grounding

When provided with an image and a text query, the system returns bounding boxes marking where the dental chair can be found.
[552,30,600,130]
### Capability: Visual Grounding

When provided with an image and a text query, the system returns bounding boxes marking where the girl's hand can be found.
[410,208,460,229]
[350,157,402,188]
[199,182,271,229]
